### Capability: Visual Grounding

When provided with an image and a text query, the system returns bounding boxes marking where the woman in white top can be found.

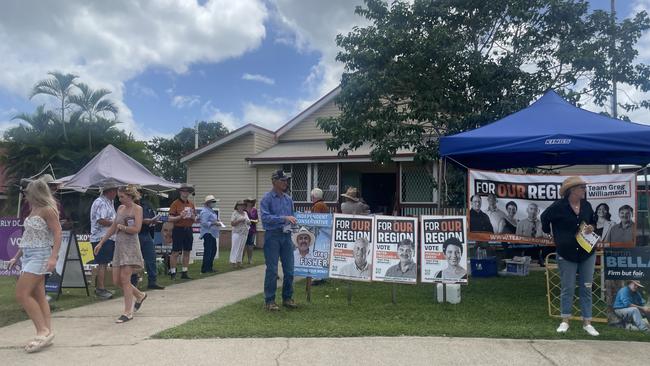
[8,177,62,353]
[230,200,250,268]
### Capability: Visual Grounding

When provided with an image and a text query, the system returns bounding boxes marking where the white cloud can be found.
[242,73,275,85]
[171,95,201,109]
[272,0,366,97]
[130,82,158,99]
[242,102,291,129]
[0,0,269,140]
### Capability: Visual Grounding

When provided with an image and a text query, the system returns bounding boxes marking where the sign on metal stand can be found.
[45,230,90,299]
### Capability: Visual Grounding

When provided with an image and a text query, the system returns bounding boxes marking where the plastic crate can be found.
[470,257,498,278]
[502,256,531,276]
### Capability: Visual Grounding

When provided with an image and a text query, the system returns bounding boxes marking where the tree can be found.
[11,105,55,133]
[318,0,650,205]
[147,121,230,182]
[29,71,79,142]
[69,82,119,150]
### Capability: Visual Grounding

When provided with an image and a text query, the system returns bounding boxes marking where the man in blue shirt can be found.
[260,169,297,311]
[613,280,649,332]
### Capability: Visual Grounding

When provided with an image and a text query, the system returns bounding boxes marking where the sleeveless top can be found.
[20,216,53,248]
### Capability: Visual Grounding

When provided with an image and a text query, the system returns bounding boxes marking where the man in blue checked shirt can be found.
[260,169,298,311]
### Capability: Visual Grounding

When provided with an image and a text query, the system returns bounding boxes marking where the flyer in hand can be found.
[576,222,600,253]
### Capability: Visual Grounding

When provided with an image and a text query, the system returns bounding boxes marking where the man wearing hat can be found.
[541,176,599,336]
[613,280,650,332]
[90,183,119,299]
[340,187,370,215]
[292,227,315,265]
[244,197,259,264]
[260,169,298,311]
[168,183,196,280]
[199,195,221,273]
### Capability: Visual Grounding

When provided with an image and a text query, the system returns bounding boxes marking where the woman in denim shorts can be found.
[8,177,62,353]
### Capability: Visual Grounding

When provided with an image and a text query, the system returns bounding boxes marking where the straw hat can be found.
[559,176,587,197]
[292,226,315,246]
[177,183,195,193]
[341,187,360,202]
[630,280,644,288]
[204,195,218,203]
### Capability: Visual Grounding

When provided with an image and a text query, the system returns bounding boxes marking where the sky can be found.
[0,0,649,141]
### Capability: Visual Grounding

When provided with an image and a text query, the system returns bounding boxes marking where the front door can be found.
[361,173,396,215]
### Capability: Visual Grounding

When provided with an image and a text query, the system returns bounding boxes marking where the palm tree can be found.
[69,83,118,150]
[29,71,79,142]
[12,105,54,133]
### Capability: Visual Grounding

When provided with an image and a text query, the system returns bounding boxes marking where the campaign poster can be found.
[420,216,468,284]
[329,213,374,282]
[468,170,636,247]
[76,233,95,265]
[371,215,418,284]
[0,217,22,276]
[605,247,650,280]
[293,212,332,279]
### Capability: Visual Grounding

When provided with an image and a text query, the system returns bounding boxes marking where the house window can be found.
[283,163,339,203]
[401,162,436,203]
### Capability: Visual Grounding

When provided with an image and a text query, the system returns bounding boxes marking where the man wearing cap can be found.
[260,169,298,311]
[90,184,118,299]
[199,195,221,273]
[340,187,370,215]
[613,280,650,332]
[541,176,599,336]
[168,183,196,280]
[384,239,417,279]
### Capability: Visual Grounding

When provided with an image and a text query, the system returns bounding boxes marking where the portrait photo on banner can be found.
[329,213,374,282]
[293,212,333,279]
[371,215,418,284]
[420,216,468,284]
[467,170,637,248]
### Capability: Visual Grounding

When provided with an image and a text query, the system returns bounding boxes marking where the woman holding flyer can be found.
[94,185,146,323]
[8,177,61,353]
[230,200,250,268]
[541,176,598,336]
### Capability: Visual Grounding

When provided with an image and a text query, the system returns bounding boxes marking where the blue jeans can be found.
[202,234,217,272]
[131,233,157,286]
[558,253,596,320]
[615,307,649,331]
[263,230,294,304]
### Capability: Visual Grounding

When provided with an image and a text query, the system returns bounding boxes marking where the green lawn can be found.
[155,272,649,342]
[0,249,262,328]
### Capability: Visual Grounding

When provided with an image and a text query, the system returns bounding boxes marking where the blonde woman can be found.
[230,200,250,268]
[8,177,62,353]
[94,185,146,323]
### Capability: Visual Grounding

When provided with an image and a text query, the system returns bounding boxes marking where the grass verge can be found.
[155,272,649,342]
[0,248,262,328]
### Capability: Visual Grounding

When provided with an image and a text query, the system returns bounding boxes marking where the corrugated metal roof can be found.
[246,140,415,165]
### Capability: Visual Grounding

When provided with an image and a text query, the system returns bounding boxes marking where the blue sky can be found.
[0,0,649,140]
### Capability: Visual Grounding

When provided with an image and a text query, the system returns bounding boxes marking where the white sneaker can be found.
[583,324,599,336]
[556,322,569,333]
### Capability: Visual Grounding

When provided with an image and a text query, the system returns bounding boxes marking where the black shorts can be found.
[91,240,115,264]
[172,227,193,252]
[245,232,256,246]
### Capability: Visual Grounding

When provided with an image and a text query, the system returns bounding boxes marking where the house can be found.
[181,87,611,244]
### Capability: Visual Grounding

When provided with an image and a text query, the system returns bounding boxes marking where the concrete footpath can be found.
[0,265,649,365]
